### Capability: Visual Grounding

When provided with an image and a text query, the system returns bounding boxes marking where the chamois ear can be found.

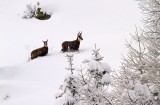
[78,31,82,36]
[78,31,82,35]
[77,31,79,36]
[80,31,82,35]
[42,39,48,42]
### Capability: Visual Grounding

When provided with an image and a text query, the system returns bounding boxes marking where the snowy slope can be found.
[0,0,142,105]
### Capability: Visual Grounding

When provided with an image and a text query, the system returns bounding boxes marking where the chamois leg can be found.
[31,55,34,59]
[61,46,68,52]
[61,48,65,52]
[31,54,38,59]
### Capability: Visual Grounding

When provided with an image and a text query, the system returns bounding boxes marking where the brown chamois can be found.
[31,40,48,59]
[61,32,83,52]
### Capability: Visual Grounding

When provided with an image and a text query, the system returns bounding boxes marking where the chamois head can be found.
[43,39,48,47]
[77,31,83,41]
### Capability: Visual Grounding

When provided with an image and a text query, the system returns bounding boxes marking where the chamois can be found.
[61,32,83,52]
[31,40,48,59]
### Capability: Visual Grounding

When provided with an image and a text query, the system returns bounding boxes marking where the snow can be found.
[134,82,150,98]
[101,73,111,84]
[0,0,142,105]
[38,0,54,14]
[132,82,151,99]
[100,63,111,73]
[122,82,151,102]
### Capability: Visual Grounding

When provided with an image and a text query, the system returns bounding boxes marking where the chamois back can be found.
[61,31,83,52]
[31,40,48,59]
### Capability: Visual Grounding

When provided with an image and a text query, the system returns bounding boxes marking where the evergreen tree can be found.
[56,53,76,105]
[56,45,112,105]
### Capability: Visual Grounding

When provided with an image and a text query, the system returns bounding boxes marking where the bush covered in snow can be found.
[22,1,52,20]
[22,2,37,19]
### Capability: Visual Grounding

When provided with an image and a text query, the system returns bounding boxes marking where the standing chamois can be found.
[31,40,48,59]
[61,32,83,52]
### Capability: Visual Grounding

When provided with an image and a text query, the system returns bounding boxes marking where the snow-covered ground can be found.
[0,0,142,105]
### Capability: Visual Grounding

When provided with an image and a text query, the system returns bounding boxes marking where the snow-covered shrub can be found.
[22,2,38,19]
[56,45,112,105]
[22,1,52,20]
[35,7,51,20]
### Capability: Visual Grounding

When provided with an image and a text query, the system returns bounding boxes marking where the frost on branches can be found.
[137,0,160,104]
[22,2,39,19]
[111,28,160,105]
[55,45,112,105]
[136,0,160,85]
[111,0,160,104]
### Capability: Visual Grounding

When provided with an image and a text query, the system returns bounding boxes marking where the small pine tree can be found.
[80,44,112,105]
[92,44,104,62]
[56,45,112,105]
[65,54,75,74]
[56,53,76,105]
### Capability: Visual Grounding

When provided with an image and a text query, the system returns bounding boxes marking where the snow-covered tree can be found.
[136,0,160,83]
[80,44,112,105]
[111,0,160,104]
[136,0,160,104]
[56,45,112,105]
[111,29,152,105]
[55,53,76,105]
